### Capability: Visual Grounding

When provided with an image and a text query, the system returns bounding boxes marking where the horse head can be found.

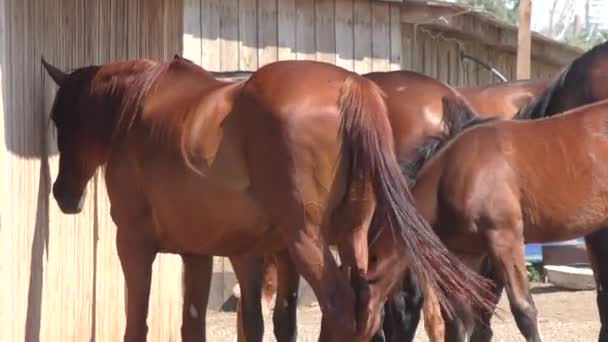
[42,57,104,214]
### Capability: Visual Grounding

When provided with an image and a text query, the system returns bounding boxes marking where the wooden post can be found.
[516,0,532,79]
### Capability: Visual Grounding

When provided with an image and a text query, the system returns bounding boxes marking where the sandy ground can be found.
[207,283,601,342]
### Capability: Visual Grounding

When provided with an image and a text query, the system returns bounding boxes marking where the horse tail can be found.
[337,76,495,318]
[403,95,497,184]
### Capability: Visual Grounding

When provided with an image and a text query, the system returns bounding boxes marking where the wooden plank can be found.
[335,0,354,70]
[295,0,316,61]
[315,0,336,64]
[201,0,221,70]
[183,0,202,65]
[258,0,279,67]
[239,0,258,70]
[277,0,297,60]
[220,0,239,70]
[389,3,401,70]
[353,0,372,73]
[516,0,531,79]
[371,1,390,71]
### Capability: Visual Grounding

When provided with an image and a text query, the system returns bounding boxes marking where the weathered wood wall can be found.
[182,0,402,73]
[401,24,563,86]
[399,1,582,86]
[0,0,184,341]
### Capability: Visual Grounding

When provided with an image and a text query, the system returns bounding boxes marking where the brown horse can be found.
[238,69,479,342]
[409,94,608,342]
[458,79,549,120]
[414,40,608,342]
[247,72,553,342]
[235,71,552,342]
[41,57,494,341]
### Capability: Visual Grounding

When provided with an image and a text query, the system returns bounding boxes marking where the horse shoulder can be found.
[181,81,250,188]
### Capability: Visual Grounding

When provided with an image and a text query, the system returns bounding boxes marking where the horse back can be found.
[363,70,462,160]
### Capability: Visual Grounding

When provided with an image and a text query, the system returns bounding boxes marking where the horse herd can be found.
[39,39,608,342]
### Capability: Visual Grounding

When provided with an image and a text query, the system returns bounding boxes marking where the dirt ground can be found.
[207,283,600,342]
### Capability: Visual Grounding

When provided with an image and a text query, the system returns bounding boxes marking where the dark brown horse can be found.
[41,57,494,342]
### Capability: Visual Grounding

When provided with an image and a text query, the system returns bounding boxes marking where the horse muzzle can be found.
[52,181,85,214]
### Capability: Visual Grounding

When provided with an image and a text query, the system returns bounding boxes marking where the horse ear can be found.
[173,54,181,60]
[41,57,67,86]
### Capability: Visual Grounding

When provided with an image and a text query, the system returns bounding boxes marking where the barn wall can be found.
[0,0,184,341]
[182,0,402,73]
[401,23,565,87]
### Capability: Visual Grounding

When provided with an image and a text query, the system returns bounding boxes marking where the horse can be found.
[458,79,550,120]
[244,72,554,342]
[41,56,495,342]
[413,39,608,342]
[407,93,608,342]
[230,71,552,342]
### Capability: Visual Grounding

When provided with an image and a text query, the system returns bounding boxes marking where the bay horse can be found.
[414,39,608,342]
[41,57,494,341]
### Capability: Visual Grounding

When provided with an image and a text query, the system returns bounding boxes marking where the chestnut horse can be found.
[247,74,553,342]
[41,57,494,342]
[230,71,552,342]
[458,79,549,120]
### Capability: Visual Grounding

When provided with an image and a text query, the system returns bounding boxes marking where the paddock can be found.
[0,0,584,340]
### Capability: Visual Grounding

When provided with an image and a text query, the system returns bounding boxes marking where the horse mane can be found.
[512,65,571,120]
[401,95,497,184]
[515,40,608,120]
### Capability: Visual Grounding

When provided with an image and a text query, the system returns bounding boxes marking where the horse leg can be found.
[487,228,542,342]
[272,250,300,342]
[231,255,265,342]
[181,254,213,342]
[440,254,485,342]
[470,256,504,342]
[117,230,157,342]
[422,285,445,342]
[379,270,423,342]
[585,229,608,342]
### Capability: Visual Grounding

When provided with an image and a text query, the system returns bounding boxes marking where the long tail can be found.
[337,76,495,318]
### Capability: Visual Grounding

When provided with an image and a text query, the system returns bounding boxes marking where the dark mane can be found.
[51,59,170,142]
[515,40,608,120]
[401,96,497,184]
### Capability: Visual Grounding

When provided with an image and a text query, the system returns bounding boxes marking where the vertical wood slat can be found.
[239,0,259,69]
[389,3,401,71]
[277,0,296,61]
[353,0,372,73]
[371,1,389,71]
[220,0,239,70]
[201,0,221,70]
[295,0,316,61]
[315,0,335,64]
[258,0,278,66]
[183,0,202,64]
[334,0,354,70]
